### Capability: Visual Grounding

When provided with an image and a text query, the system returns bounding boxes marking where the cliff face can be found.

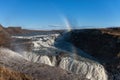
[69,29,120,62]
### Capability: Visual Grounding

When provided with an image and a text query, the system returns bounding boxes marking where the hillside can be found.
[0,25,11,48]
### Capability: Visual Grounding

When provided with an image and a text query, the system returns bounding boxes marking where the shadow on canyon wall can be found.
[54,29,120,63]
[54,28,120,80]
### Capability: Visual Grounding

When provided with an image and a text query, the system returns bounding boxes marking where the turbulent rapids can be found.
[0,47,108,80]
[8,31,108,80]
[21,50,108,80]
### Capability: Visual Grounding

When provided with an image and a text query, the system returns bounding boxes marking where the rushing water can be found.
[8,28,111,80]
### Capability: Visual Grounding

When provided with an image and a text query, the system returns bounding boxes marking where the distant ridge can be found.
[0,24,11,47]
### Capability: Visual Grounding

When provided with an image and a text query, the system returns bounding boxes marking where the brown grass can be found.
[0,66,32,80]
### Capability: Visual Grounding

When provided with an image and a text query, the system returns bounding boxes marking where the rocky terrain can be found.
[0,24,120,80]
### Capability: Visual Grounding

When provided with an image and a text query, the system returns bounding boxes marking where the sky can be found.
[0,0,120,30]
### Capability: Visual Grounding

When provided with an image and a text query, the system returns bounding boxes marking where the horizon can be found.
[0,0,120,30]
[2,25,120,31]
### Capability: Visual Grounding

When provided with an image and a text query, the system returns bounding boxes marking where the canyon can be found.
[0,24,120,80]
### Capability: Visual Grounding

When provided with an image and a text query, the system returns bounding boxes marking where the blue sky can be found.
[0,0,120,30]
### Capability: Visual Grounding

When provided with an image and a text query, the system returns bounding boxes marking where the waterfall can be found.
[19,50,108,80]
[59,57,108,80]
[10,30,109,80]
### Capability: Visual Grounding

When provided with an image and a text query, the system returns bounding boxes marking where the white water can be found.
[59,57,108,80]
[1,47,107,80]
[11,32,109,80]
[18,50,108,80]
[0,48,85,80]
